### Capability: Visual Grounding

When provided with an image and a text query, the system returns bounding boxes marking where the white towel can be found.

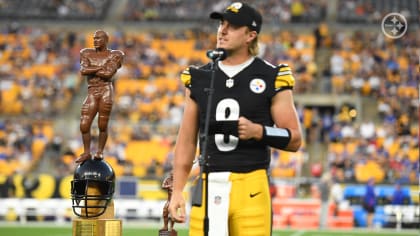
[208,172,231,236]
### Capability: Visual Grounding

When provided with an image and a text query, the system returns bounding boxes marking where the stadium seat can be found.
[275,185,296,199]
[354,161,385,183]
[137,179,167,200]
[372,206,386,227]
[327,215,354,229]
[352,205,367,227]
[31,138,47,161]
[272,214,288,229]
[289,214,319,229]
[343,185,365,205]
[272,198,321,228]
[0,160,12,176]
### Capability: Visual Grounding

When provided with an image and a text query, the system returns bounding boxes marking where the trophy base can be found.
[158,229,178,236]
[73,219,122,236]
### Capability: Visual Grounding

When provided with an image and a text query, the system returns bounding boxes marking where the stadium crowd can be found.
[1,0,418,25]
[323,28,419,184]
[0,1,418,200]
[123,0,327,23]
[0,0,111,20]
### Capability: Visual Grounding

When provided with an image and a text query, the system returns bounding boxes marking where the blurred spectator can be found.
[320,110,333,142]
[330,178,344,207]
[330,50,344,75]
[359,119,376,140]
[328,124,343,142]
[290,0,305,22]
[145,158,161,179]
[362,178,376,228]
[390,182,410,205]
[314,22,329,48]
[318,173,331,229]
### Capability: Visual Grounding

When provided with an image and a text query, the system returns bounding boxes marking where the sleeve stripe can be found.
[276,76,294,85]
[275,64,295,90]
[277,71,292,76]
[275,75,295,89]
[279,67,291,72]
[180,68,191,86]
[181,70,190,75]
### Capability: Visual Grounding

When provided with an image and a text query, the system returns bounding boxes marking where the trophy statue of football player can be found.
[159,172,177,236]
[75,29,124,163]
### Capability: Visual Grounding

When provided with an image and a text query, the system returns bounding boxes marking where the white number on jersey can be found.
[214,98,240,151]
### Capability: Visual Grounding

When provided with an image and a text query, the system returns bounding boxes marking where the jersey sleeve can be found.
[180,67,191,88]
[275,64,295,91]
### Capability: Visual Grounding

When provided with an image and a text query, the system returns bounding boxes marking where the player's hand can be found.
[168,192,186,223]
[238,116,263,140]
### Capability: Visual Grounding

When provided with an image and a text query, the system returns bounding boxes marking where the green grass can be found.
[0,224,418,236]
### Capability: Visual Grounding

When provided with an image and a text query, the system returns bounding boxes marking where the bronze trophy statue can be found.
[75,29,124,164]
[159,172,177,236]
[71,30,124,236]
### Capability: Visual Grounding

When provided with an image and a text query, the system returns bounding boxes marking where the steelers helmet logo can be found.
[381,13,407,39]
[249,78,266,94]
[226,2,243,13]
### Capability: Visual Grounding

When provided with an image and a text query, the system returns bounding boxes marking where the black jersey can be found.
[181,57,295,172]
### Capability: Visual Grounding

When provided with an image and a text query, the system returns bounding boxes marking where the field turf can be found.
[0,223,418,236]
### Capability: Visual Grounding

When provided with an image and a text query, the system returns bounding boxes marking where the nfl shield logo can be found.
[226,78,234,88]
[214,195,222,205]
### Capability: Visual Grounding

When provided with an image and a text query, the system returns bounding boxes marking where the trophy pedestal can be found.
[73,219,122,236]
[158,229,177,236]
[72,200,121,236]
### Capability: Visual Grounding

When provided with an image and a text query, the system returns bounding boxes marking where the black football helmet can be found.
[71,158,115,218]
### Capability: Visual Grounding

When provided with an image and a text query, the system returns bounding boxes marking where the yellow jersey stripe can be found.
[275,74,295,89]
[279,67,291,72]
[180,68,191,86]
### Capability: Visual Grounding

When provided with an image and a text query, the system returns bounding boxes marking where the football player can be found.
[169,2,302,235]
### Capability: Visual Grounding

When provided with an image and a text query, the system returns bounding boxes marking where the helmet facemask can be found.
[71,179,114,218]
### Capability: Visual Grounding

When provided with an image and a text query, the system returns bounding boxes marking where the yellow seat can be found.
[132,165,146,178]
[125,140,170,165]
[42,123,54,140]
[138,179,167,200]
[355,161,385,183]
[32,139,46,161]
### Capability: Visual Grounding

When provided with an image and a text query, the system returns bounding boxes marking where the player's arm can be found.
[169,88,199,223]
[96,50,124,79]
[264,64,302,151]
[238,64,302,151]
[79,49,101,75]
[269,89,302,151]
